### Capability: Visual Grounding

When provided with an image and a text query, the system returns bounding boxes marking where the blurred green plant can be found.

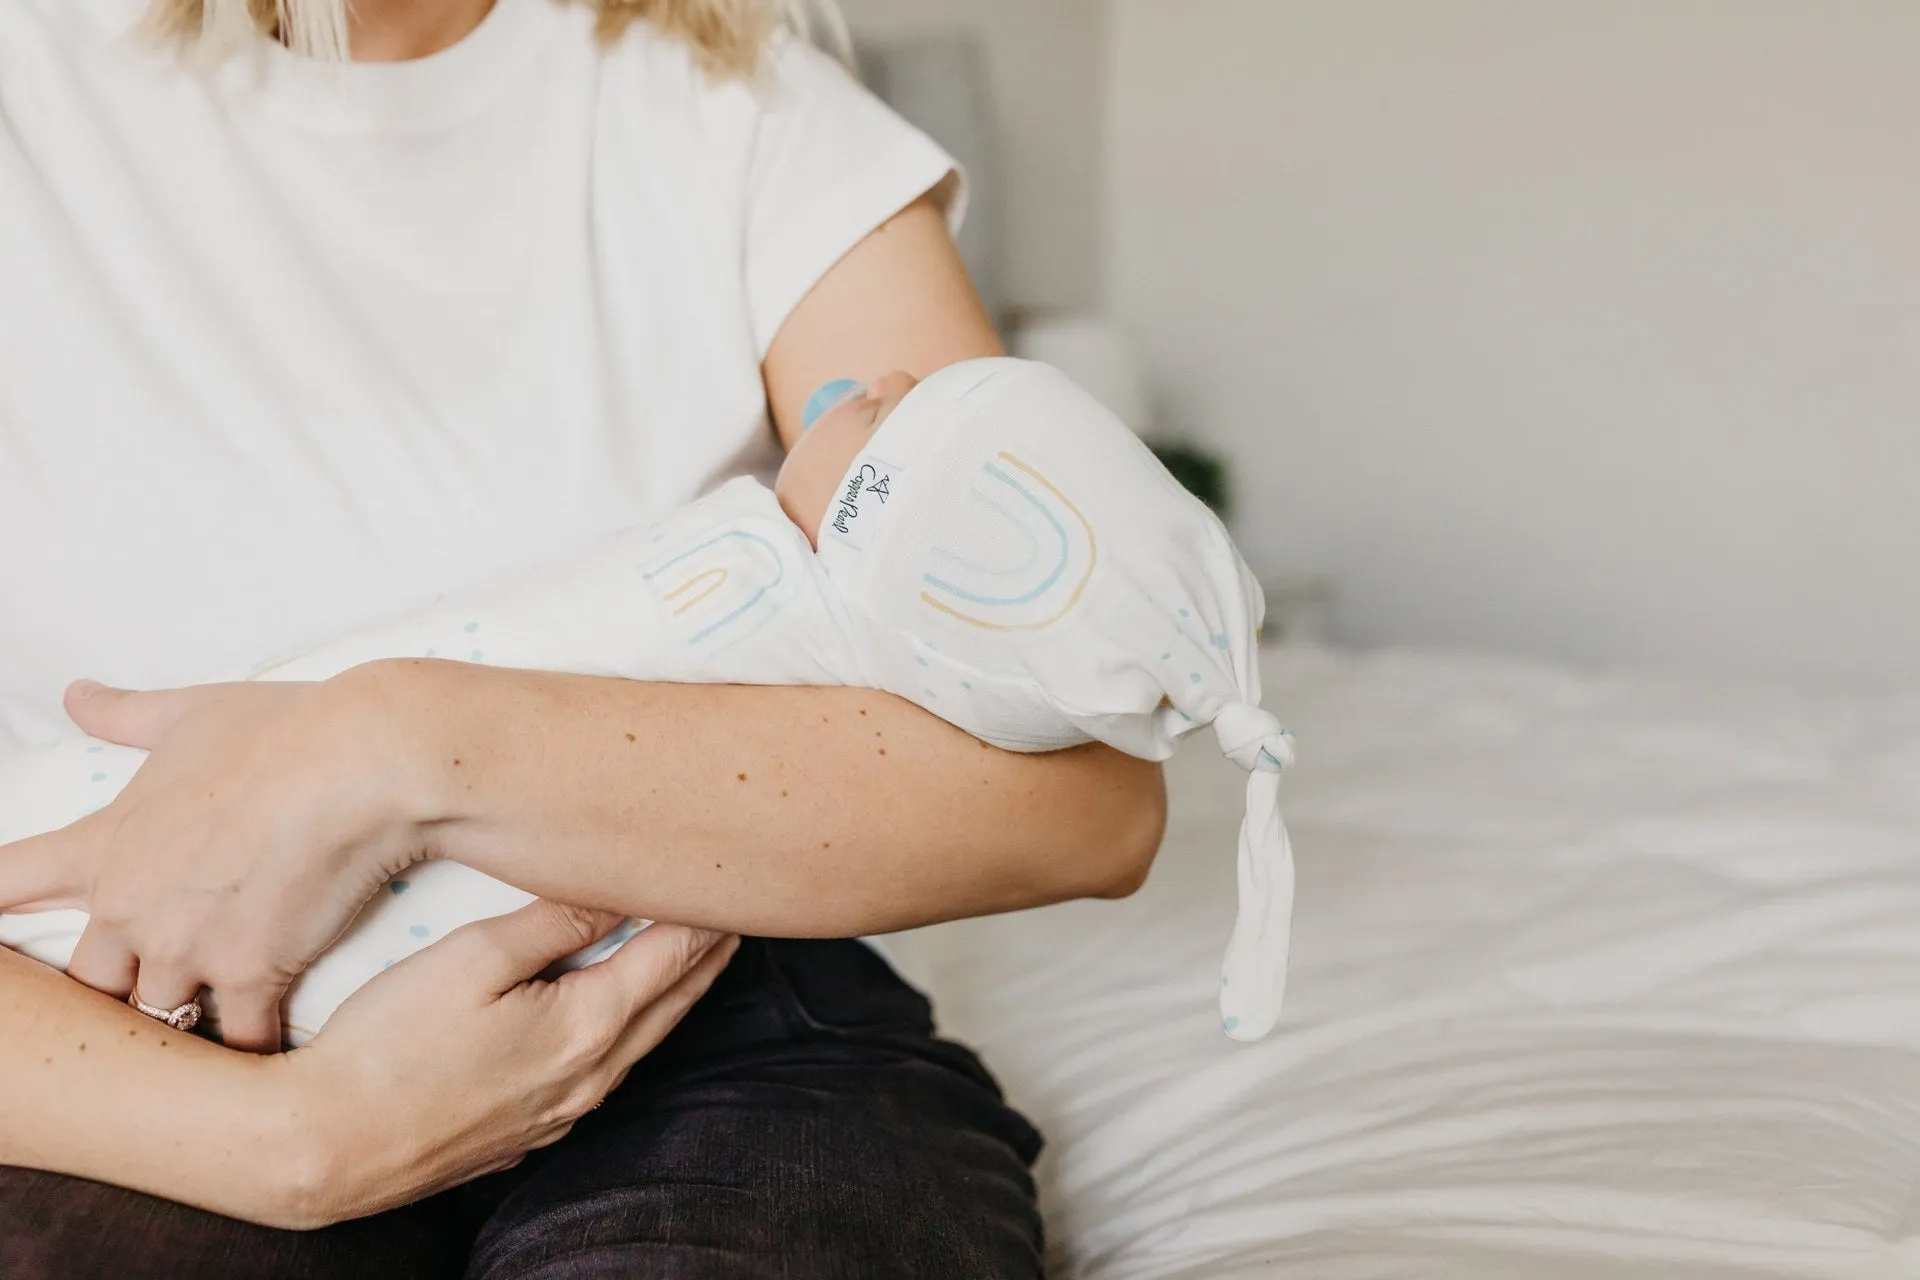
[1149,439,1231,519]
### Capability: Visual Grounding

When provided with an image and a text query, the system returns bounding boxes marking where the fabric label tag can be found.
[822,453,905,553]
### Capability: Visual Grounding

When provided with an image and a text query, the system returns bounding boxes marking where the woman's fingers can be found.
[63,680,202,749]
[446,899,630,995]
[205,981,285,1053]
[569,923,730,1020]
[125,959,204,1016]
[65,922,138,998]
[0,825,92,913]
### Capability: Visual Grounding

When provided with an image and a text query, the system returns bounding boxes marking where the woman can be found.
[0,0,1167,1275]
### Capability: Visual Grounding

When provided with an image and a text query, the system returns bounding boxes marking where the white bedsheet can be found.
[883,646,1920,1279]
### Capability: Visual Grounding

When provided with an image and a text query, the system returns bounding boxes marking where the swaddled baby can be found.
[0,358,1297,1046]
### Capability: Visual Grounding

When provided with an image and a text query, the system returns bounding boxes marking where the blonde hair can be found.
[145,0,847,77]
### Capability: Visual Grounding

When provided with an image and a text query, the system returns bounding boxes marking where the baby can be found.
[0,358,1297,1046]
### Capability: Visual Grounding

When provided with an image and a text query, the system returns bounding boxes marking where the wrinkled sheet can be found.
[883,646,1920,1279]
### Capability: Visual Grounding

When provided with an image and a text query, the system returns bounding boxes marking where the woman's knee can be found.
[468,1061,1043,1280]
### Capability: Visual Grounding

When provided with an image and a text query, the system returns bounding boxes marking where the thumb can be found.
[449,900,629,995]
[562,923,732,1017]
[0,819,97,912]
[64,680,197,749]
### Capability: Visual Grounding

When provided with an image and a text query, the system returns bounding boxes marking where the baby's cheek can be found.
[774,434,845,545]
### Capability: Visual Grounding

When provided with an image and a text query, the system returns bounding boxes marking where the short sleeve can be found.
[741,39,966,357]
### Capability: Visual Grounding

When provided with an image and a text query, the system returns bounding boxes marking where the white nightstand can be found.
[1260,575,1336,645]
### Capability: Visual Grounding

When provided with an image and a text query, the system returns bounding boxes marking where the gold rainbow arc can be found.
[921,452,1099,633]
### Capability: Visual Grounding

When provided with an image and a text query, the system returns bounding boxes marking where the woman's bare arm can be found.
[0,912,734,1228]
[385,670,1164,936]
[0,947,297,1219]
[759,192,1001,447]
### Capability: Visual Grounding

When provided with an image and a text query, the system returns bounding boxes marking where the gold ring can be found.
[128,989,203,1032]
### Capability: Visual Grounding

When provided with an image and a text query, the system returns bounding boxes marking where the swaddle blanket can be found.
[0,357,1297,1045]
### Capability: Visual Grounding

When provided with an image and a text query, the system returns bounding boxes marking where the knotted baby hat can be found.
[813,358,1301,1041]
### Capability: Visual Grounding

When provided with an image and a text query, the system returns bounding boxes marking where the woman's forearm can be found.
[373,660,1167,937]
[0,949,305,1224]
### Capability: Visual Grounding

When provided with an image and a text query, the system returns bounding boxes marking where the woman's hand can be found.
[0,670,435,1052]
[267,904,737,1229]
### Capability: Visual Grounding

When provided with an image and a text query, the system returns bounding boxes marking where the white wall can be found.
[1110,0,1920,682]
[838,0,1108,315]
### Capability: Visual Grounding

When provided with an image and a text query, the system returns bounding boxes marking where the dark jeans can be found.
[0,939,1045,1279]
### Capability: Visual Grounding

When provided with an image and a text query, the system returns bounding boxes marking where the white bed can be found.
[884,645,1920,1279]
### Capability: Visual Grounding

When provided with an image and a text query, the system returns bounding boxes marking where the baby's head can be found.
[780,356,1272,759]
[776,371,921,549]
[780,356,1297,1044]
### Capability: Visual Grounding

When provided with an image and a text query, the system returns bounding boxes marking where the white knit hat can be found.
[815,358,1299,1042]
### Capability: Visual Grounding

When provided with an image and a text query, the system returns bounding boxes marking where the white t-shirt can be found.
[0,0,959,747]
